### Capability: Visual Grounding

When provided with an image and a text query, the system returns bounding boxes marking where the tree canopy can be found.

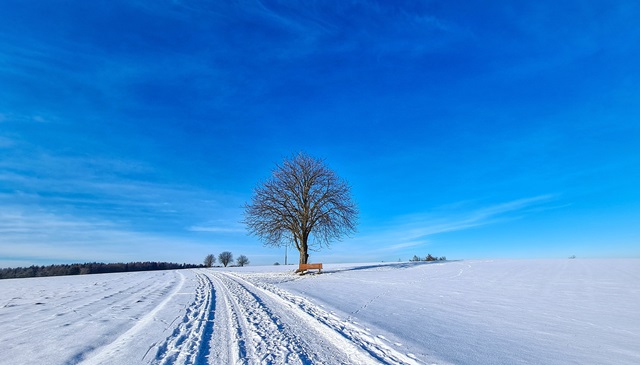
[237,255,249,267]
[218,251,233,267]
[244,152,358,264]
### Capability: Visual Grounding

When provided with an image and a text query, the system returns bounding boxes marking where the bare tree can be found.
[203,254,215,267]
[244,152,358,265]
[237,255,249,267]
[218,251,233,267]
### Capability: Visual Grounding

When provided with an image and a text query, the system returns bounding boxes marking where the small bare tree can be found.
[218,251,233,267]
[203,254,215,267]
[237,255,249,267]
[244,152,358,265]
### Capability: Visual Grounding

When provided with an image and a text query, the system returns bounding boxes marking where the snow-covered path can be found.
[150,270,418,364]
[0,269,419,364]
[1,259,639,364]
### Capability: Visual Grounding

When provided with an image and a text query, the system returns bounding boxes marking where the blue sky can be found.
[1,1,639,267]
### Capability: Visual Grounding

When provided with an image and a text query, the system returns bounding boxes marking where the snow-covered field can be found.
[1,259,638,364]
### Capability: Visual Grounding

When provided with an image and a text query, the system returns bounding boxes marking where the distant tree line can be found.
[0,261,202,280]
[410,254,447,262]
[203,252,250,268]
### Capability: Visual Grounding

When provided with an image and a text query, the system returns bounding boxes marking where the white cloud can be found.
[0,147,243,224]
[349,195,558,254]
[0,136,14,148]
[32,115,47,123]
[188,225,244,233]
[0,143,252,267]
[0,206,215,266]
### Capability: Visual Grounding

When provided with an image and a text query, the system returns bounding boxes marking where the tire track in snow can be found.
[208,271,315,364]
[152,272,215,365]
[79,269,419,364]
[231,273,421,365]
[215,271,419,365]
[206,271,243,364]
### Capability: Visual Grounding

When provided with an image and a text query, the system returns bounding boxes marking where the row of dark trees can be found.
[2,252,253,280]
[203,252,250,267]
[0,261,202,280]
[410,254,447,262]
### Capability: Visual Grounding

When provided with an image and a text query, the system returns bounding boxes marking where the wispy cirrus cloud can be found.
[0,199,274,269]
[0,136,14,148]
[0,142,243,234]
[188,220,245,234]
[188,226,244,233]
[353,195,559,254]
[0,205,220,267]
[0,147,250,267]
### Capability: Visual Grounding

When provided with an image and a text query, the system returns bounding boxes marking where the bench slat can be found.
[296,263,323,274]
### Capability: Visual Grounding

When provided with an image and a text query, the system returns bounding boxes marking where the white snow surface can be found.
[1,259,638,365]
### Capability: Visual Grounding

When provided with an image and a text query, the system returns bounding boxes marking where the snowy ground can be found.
[0,259,638,364]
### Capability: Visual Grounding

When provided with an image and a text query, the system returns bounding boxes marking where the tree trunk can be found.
[299,248,311,264]
[299,238,309,264]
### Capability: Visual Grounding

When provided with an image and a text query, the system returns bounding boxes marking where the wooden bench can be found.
[295,263,323,274]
